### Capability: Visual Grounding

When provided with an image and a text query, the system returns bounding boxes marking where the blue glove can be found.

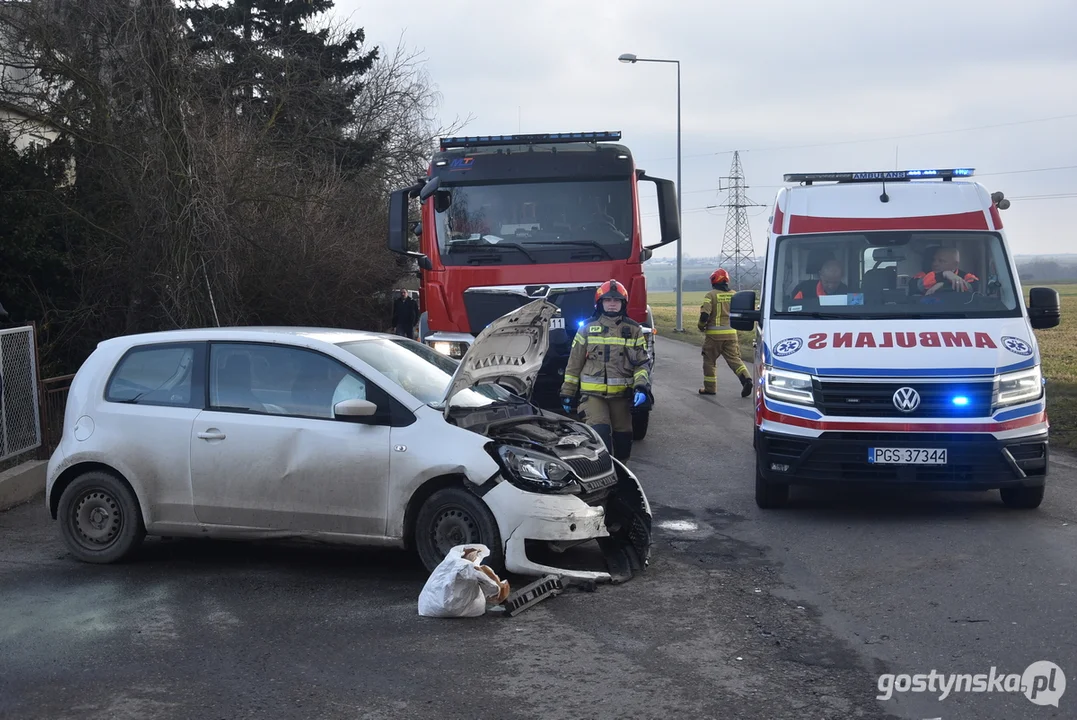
[561,397,573,413]
[634,391,646,407]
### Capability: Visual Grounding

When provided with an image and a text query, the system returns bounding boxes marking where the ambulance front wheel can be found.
[755,461,789,509]
[999,485,1044,510]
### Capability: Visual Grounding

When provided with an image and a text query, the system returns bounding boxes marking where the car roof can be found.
[95,326,397,350]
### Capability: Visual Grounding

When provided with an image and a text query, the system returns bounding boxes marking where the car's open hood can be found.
[439,299,558,415]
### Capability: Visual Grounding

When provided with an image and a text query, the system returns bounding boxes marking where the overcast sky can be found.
[338,0,1077,259]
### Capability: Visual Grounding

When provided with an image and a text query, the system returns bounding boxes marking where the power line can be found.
[645,113,1077,163]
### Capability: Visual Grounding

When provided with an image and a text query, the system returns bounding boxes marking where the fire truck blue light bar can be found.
[783,168,976,184]
[439,131,622,150]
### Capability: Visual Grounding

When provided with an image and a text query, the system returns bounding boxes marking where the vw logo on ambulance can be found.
[892,387,921,413]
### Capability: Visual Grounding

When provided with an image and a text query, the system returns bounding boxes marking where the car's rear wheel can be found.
[58,471,145,563]
[1000,485,1045,509]
[414,488,504,574]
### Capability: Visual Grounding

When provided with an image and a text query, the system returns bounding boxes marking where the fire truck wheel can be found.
[632,409,649,440]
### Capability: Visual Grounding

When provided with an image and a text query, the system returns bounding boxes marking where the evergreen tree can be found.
[180,0,383,172]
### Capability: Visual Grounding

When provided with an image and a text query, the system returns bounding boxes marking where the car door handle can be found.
[197,430,226,441]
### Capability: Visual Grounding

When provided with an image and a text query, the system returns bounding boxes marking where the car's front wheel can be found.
[414,488,504,574]
[57,471,146,563]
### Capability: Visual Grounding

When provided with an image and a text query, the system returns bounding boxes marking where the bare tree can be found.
[350,33,472,188]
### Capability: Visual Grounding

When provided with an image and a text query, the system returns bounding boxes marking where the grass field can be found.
[649,286,1077,451]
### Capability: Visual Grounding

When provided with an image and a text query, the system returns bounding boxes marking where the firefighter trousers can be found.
[578,394,634,462]
[701,334,749,392]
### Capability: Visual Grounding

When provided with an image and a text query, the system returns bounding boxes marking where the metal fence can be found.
[39,374,73,458]
[0,325,42,463]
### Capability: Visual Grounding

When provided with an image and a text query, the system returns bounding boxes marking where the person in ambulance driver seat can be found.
[698,268,753,397]
[559,280,652,462]
[789,259,849,303]
[913,246,979,295]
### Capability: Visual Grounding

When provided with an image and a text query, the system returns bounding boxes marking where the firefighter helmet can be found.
[594,279,629,304]
[710,268,730,285]
[594,279,628,316]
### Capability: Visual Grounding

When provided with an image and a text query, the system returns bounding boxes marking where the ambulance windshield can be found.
[770,231,1022,319]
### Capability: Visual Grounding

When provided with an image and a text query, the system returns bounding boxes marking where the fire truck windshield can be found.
[433,179,634,266]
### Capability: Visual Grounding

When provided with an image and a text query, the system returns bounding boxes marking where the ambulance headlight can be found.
[763,367,815,405]
[994,366,1043,409]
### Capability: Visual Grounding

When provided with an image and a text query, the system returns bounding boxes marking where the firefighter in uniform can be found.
[559,280,652,462]
[698,268,753,397]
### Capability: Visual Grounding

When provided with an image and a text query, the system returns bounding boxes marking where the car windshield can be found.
[336,337,513,408]
[433,179,634,266]
[769,231,1022,319]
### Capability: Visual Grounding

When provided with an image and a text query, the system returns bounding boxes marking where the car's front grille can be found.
[813,380,994,418]
[564,453,614,480]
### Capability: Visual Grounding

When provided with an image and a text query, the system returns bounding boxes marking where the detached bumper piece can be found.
[758,430,1049,490]
[502,575,564,617]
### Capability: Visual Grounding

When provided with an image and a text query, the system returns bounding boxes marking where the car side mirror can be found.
[1028,287,1061,329]
[729,290,761,331]
[334,398,379,419]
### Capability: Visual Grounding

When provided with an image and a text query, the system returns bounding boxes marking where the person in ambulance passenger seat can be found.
[913,247,979,295]
[789,259,848,304]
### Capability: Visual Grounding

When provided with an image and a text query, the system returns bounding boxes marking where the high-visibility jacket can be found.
[560,313,650,397]
[698,289,736,337]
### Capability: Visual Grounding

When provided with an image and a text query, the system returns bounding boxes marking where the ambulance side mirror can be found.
[1027,287,1061,330]
[729,291,760,331]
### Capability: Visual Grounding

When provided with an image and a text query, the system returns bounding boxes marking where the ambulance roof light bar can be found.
[439,131,622,150]
[784,168,975,185]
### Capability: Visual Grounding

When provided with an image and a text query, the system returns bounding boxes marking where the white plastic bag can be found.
[417,544,506,618]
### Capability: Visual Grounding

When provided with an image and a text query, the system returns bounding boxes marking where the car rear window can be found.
[105,344,198,407]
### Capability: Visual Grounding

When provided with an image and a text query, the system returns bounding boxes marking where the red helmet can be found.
[710,268,730,285]
[594,279,629,304]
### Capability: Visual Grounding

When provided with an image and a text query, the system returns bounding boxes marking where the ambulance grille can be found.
[813,380,994,418]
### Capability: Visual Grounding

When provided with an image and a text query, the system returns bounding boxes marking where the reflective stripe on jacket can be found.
[560,314,650,397]
[700,289,736,336]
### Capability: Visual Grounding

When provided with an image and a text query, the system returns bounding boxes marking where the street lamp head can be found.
[618,53,638,63]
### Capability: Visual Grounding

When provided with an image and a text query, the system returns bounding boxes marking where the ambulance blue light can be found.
[577,320,586,328]
[952,396,970,406]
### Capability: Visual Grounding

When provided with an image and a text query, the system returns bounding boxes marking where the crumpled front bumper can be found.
[480,459,652,583]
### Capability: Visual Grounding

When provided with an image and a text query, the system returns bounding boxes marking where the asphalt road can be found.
[2,335,1075,720]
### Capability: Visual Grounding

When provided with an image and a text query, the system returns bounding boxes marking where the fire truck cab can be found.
[387,131,681,438]
[730,168,1062,510]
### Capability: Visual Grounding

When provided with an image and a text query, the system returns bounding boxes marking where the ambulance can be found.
[729,168,1062,509]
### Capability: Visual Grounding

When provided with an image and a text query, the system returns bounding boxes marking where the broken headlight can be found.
[495,445,577,493]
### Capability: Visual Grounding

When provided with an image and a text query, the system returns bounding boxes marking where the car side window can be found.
[105,344,199,407]
[209,343,378,419]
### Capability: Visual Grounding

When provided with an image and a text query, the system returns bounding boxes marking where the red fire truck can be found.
[387,131,680,438]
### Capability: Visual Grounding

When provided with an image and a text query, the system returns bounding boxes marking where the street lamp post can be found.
[618,52,683,332]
